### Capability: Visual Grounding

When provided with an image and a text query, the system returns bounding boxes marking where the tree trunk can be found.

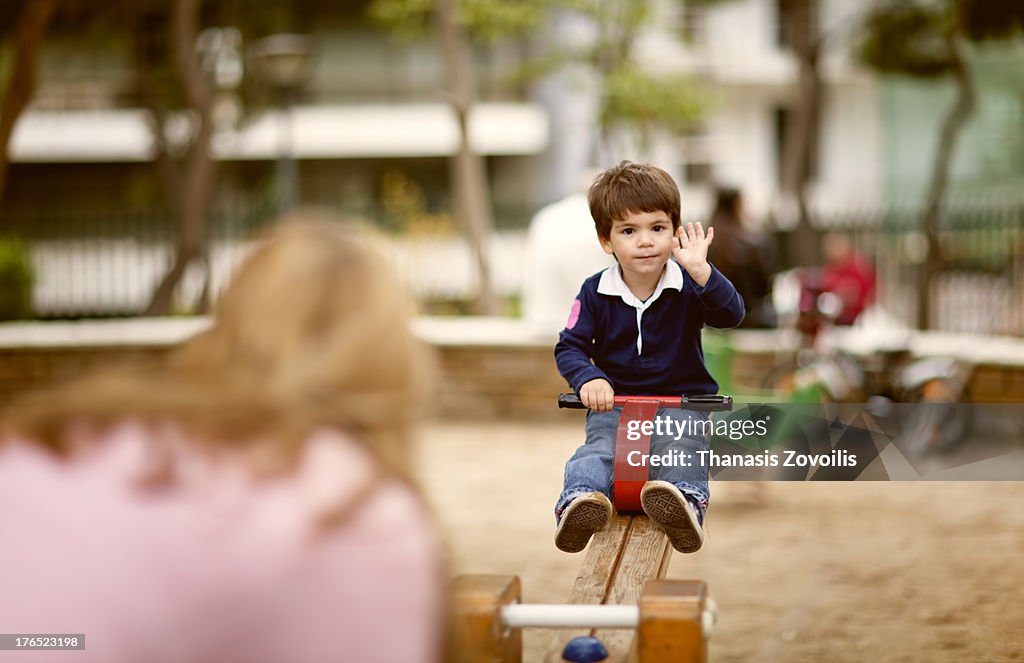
[915,32,974,330]
[435,0,500,315]
[145,0,216,316]
[779,0,823,268]
[127,2,183,216]
[0,0,58,203]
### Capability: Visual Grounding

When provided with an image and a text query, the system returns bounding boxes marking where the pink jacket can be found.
[0,424,445,663]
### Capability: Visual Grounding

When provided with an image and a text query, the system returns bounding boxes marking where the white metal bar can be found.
[703,597,718,639]
[501,604,639,629]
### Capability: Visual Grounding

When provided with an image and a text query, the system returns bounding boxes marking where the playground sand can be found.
[414,420,1024,662]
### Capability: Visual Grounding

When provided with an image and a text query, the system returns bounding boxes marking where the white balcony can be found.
[10,102,549,163]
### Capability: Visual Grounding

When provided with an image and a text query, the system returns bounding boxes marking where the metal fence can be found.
[0,200,277,318]
[1,201,1022,334]
[819,204,1023,335]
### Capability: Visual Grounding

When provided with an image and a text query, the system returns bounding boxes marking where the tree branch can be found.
[146,0,217,315]
[916,29,975,329]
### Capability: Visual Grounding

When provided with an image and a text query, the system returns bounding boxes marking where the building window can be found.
[677,128,712,186]
[678,2,707,45]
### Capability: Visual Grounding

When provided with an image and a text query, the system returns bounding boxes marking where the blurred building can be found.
[2,3,548,315]
[3,0,1022,323]
[540,0,883,221]
[8,0,1024,227]
[5,6,547,231]
[541,0,1024,218]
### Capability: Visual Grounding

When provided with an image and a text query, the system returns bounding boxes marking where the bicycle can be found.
[762,269,974,458]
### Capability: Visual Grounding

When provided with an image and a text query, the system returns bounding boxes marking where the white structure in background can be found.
[11,104,548,163]
[522,192,612,336]
[10,0,883,314]
[539,0,882,224]
[532,11,602,205]
[11,103,548,315]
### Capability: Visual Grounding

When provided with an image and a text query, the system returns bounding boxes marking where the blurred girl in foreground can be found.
[0,217,445,663]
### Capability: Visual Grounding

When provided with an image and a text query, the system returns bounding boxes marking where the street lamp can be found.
[249,34,313,214]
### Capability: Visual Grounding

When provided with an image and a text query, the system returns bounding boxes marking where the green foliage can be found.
[370,0,710,140]
[568,0,716,138]
[568,0,650,30]
[0,238,34,321]
[857,0,1024,77]
[504,50,579,86]
[856,2,954,78]
[367,0,549,42]
[378,169,457,236]
[458,0,549,41]
[603,66,710,136]
[367,0,431,39]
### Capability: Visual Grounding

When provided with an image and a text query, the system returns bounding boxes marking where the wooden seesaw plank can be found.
[567,515,634,604]
[539,515,631,662]
[542,515,671,662]
[592,517,672,660]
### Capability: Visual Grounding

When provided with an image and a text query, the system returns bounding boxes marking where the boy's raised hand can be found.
[580,378,615,412]
[673,222,713,287]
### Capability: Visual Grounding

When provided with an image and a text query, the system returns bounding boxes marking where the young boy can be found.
[554,161,745,554]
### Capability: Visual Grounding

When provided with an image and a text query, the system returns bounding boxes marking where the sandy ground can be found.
[412,420,1024,662]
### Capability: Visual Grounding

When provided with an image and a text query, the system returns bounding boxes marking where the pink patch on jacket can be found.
[565,299,582,330]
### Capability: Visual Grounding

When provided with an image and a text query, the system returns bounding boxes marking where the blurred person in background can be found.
[706,186,777,329]
[523,171,613,335]
[0,217,446,663]
[792,232,876,340]
[820,231,876,326]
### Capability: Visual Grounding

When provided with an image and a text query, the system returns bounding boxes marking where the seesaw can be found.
[452,394,731,662]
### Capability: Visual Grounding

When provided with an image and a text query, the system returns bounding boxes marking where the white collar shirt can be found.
[596,260,684,355]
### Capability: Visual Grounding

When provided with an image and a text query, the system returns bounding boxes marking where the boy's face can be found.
[599,210,676,281]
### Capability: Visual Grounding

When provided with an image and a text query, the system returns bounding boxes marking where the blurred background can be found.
[0,0,1021,332]
[3,6,1024,660]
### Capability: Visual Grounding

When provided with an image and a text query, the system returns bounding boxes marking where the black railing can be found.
[1,201,1022,333]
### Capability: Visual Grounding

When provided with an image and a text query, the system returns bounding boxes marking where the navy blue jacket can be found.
[555,261,745,396]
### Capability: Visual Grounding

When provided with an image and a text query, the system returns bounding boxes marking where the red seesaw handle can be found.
[557,393,733,411]
[558,394,732,513]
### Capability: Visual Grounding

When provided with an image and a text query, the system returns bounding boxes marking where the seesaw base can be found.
[451,514,710,663]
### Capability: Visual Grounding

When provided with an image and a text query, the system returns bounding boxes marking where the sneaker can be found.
[640,481,705,553]
[554,492,612,553]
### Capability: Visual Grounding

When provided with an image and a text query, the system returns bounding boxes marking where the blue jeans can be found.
[556,407,710,519]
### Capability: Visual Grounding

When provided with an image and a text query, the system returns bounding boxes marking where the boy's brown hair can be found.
[587,160,682,240]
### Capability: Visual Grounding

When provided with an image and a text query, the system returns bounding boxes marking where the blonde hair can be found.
[3,214,432,481]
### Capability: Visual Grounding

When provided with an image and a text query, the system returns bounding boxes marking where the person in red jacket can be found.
[821,231,876,325]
